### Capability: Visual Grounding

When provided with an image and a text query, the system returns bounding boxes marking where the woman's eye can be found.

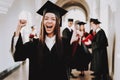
[51,18,56,21]
[44,18,48,20]
[44,17,56,21]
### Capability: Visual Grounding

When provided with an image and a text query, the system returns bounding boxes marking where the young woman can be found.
[70,21,92,77]
[11,1,71,80]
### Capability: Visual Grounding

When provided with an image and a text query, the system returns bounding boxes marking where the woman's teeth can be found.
[47,26,52,28]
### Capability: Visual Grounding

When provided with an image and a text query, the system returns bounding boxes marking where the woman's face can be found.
[79,25,84,31]
[74,24,79,30]
[43,12,56,37]
[90,22,96,31]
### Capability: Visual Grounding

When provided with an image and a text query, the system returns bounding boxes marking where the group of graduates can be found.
[62,18,109,79]
[11,1,109,80]
[62,18,90,78]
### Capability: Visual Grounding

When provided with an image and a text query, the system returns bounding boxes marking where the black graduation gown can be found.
[71,43,92,71]
[62,28,73,42]
[71,32,92,71]
[90,29,109,75]
[13,34,71,80]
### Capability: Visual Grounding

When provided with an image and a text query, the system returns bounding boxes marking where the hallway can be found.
[0,0,120,80]
[3,61,29,80]
[3,60,110,80]
[3,61,94,80]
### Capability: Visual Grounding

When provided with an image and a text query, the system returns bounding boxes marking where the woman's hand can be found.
[76,30,83,37]
[15,19,27,36]
[84,39,92,45]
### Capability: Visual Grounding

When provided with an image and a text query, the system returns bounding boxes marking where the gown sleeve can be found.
[11,33,33,62]
[62,29,67,38]
[92,30,108,50]
[62,38,72,66]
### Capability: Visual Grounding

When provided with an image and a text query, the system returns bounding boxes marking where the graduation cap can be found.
[77,21,86,26]
[90,18,95,23]
[68,18,73,22]
[37,1,67,19]
[90,18,101,24]
[94,19,101,24]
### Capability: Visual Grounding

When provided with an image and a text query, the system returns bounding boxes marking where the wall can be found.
[0,0,35,73]
[114,0,120,80]
[87,0,118,79]
[99,0,120,79]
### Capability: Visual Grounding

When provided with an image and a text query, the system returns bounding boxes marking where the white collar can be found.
[96,27,101,33]
[45,35,56,51]
[67,26,72,32]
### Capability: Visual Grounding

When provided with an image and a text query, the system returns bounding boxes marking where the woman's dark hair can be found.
[39,12,61,44]
[39,12,63,59]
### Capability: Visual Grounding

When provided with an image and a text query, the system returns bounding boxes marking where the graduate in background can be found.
[29,26,38,41]
[62,18,74,42]
[89,18,109,80]
[11,1,72,80]
[62,18,74,78]
[71,21,92,77]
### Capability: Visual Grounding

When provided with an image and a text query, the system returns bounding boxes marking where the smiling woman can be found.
[11,1,73,80]
[43,13,56,37]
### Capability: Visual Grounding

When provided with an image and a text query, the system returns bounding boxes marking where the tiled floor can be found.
[3,60,109,80]
[3,60,29,80]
